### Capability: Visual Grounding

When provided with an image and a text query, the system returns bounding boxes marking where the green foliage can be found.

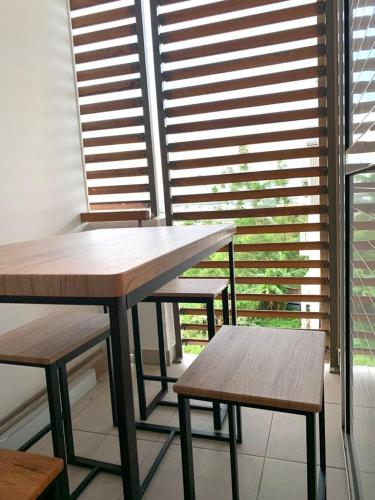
[181,146,312,349]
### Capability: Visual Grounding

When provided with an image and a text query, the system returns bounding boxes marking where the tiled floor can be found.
[31,357,348,499]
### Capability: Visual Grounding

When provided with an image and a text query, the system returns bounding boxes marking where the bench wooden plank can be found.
[151,278,229,298]
[0,311,109,365]
[0,449,63,500]
[174,326,325,412]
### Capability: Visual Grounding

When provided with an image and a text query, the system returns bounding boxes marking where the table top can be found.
[0,225,234,298]
[174,325,325,412]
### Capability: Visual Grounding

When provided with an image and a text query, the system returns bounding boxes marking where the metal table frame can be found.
[0,235,236,499]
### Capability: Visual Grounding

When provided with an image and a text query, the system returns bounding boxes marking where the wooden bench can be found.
[0,449,64,500]
[174,325,326,500]
[132,278,230,431]
[0,311,112,499]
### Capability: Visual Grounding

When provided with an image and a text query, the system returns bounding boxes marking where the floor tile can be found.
[324,364,341,405]
[141,443,263,500]
[259,458,348,500]
[266,404,345,468]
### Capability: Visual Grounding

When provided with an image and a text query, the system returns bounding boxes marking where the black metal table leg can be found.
[106,336,118,427]
[58,364,75,464]
[178,395,196,500]
[45,365,70,499]
[207,299,222,431]
[109,296,141,500]
[228,405,239,500]
[306,412,317,500]
[156,301,168,393]
[228,240,237,326]
[132,305,148,421]
[222,286,230,325]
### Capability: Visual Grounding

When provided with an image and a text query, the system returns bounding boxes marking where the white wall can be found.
[0,0,87,420]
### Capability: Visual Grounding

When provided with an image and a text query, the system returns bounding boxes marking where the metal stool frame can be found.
[132,286,230,429]
[178,391,327,500]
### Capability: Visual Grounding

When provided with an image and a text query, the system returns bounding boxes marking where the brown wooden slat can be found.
[77,62,140,82]
[71,6,135,29]
[170,147,325,171]
[173,205,328,221]
[194,260,327,269]
[80,210,150,223]
[81,116,143,132]
[159,0,290,25]
[80,97,142,115]
[90,201,150,210]
[179,308,328,319]
[166,107,326,135]
[236,294,329,303]
[85,150,146,163]
[235,223,329,235]
[161,3,323,44]
[172,186,326,204]
[169,129,325,155]
[164,45,325,82]
[164,66,326,100]
[73,24,137,46]
[83,133,145,147]
[171,166,327,187]
[88,184,149,195]
[75,43,138,64]
[162,25,325,63]
[86,167,148,179]
[78,78,141,97]
[70,0,115,9]
[166,88,326,118]
[231,242,329,252]
[236,276,328,285]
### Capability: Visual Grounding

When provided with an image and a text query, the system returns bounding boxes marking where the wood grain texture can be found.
[174,325,325,412]
[0,311,109,365]
[0,449,63,500]
[0,225,235,298]
[80,211,150,223]
[151,278,229,298]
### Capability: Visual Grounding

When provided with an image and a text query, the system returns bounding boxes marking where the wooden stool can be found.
[174,326,326,500]
[0,311,112,499]
[132,278,230,430]
[0,449,64,500]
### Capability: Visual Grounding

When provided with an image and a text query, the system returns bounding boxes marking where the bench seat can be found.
[151,278,229,299]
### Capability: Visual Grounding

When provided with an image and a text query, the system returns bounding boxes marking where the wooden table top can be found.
[174,325,325,412]
[0,225,234,298]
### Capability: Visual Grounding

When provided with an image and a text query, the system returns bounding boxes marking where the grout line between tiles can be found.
[256,410,274,500]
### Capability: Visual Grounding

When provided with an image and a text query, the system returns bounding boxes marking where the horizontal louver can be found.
[151,0,330,338]
[69,0,157,218]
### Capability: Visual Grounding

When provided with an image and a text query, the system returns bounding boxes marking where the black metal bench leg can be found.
[306,412,317,500]
[228,405,240,500]
[58,364,75,464]
[178,395,196,500]
[222,286,230,325]
[207,299,222,431]
[318,389,327,499]
[156,302,168,393]
[45,365,70,499]
[106,336,118,427]
[132,305,148,421]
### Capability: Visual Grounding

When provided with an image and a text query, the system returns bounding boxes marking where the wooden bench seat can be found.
[0,311,109,366]
[151,278,229,298]
[0,449,63,500]
[174,325,325,412]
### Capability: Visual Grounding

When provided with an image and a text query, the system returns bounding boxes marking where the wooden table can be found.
[0,224,235,499]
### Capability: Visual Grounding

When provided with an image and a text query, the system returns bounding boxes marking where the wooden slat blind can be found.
[151,0,330,337]
[69,0,157,216]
